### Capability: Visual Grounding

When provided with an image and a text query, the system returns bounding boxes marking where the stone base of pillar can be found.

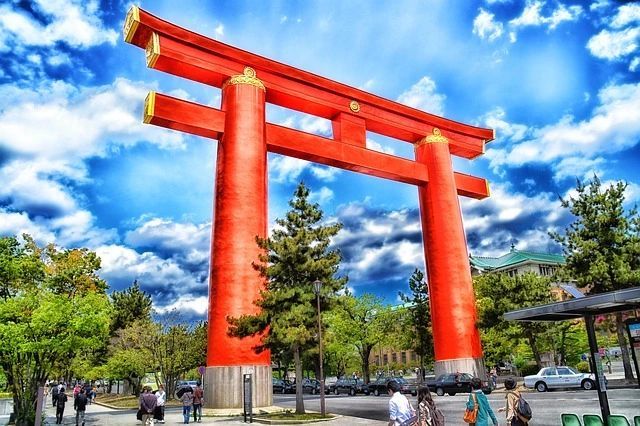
[434,357,486,381]
[203,365,272,409]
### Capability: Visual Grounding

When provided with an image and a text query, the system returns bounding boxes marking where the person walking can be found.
[416,387,443,426]
[55,387,68,424]
[181,387,194,424]
[387,380,414,426]
[155,384,166,424]
[74,388,88,426]
[498,378,525,426]
[466,378,498,426]
[192,382,204,423]
[51,382,59,408]
[140,386,157,425]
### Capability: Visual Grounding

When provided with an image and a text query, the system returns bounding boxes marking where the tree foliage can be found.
[474,272,554,367]
[228,182,347,414]
[0,235,110,425]
[327,293,398,384]
[551,176,640,379]
[109,280,153,335]
[397,268,433,381]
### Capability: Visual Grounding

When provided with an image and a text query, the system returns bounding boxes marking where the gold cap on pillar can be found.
[415,128,449,147]
[145,33,160,68]
[222,67,266,92]
[143,91,156,124]
[123,6,140,43]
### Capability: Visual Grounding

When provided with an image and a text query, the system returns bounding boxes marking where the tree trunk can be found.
[360,345,372,384]
[615,312,634,380]
[293,346,305,414]
[525,329,543,368]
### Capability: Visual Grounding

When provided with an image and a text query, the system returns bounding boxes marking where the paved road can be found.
[275,388,640,425]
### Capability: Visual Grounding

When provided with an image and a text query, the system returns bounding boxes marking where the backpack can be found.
[428,405,445,426]
[514,393,532,422]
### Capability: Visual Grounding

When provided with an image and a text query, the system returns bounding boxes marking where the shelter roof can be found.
[470,248,564,271]
[503,287,640,321]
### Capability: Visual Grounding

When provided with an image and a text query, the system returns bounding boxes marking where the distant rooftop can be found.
[470,246,565,271]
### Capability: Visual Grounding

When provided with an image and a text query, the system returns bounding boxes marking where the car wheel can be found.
[535,381,548,392]
[281,388,286,394]
[311,388,316,395]
[350,388,355,396]
[436,388,444,397]
[374,389,380,397]
[581,379,595,390]
[448,392,456,396]
[334,389,339,395]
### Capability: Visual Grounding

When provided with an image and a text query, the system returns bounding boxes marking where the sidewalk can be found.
[42,401,385,425]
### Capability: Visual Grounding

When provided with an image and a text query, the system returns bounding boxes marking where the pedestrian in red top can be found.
[192,382,204,423]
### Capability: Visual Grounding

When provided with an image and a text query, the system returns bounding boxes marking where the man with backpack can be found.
[499,378,532,425]
[74,388,88,426]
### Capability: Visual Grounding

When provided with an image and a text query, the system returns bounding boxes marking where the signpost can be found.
[243,374,252,423]
[625,318,640,388]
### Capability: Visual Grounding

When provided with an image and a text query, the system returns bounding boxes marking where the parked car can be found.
[272,378,295,394]
[301,378,328,394]
[426,373,492,396]
[329,378,369,395]
[523,366,597,392]
[176,380,198,390]
[367,377,417,396]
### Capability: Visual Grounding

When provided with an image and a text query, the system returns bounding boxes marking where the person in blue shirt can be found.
[466,378,498,426]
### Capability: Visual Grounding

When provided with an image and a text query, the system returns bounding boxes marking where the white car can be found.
[524,366,596,392]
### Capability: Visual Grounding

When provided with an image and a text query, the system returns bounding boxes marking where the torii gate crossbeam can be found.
[124,6,494,410]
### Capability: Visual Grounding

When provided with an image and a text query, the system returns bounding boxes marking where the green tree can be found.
[398,268,433,382]
[474,272,554,368]
[328,293,397,384]
[110,280,153,334]
[150,313,207,399]
[551,176,640,379]
[0,235,111,425]
[228,182,347,414]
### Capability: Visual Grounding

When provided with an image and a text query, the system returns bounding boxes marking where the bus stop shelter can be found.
[503,287,640,423]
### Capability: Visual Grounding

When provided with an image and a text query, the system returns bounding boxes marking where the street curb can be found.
[251,414,342,424]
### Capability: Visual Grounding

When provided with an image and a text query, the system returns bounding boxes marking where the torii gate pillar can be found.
[205,70,272,408]
[416,130,484,378]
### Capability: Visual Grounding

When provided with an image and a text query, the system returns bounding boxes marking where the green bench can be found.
[561,414,635,426]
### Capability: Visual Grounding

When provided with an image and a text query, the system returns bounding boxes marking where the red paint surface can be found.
[416,141,483,361]
[207,81,270,366]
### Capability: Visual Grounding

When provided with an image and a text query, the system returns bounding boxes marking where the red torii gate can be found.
[124,6,494,409]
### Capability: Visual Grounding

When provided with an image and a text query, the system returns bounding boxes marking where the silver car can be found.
[524,366,596,392]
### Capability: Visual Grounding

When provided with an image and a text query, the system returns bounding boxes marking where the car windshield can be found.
[394,378,407,384]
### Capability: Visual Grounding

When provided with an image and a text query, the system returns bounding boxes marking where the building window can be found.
[412,352,417,361]
[392,353,397,363]
[375,355,380,366]
[507,269,517,277]
[383,354,388,365]
[401,352,407,364]
[539,265,555,276]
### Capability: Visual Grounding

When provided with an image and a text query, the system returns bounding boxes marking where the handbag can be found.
[136,407,143,421]
[463,392,478,423]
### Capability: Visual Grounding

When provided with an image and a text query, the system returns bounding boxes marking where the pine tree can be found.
[551,176,640,379]
[228,182,347,414]
[398,268,433,382]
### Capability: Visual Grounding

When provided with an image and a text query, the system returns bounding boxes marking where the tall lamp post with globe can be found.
[313,279,326,416]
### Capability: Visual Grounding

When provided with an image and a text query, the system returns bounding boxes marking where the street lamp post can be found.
[313,279,326,416]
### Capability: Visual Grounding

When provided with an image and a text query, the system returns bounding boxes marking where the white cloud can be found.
[0,0,117,48]
[309,186,334,205]
[480,107,528,143]
[486,82,640,179]
[590,0,610,12]
[214,24,224,38]
[546,4,583,30]
[0,78,184,161]
[396,76,446,116]
[630,57,640,71]
[269,156,341,183]
[154,295,209,315]
[367,138,396,155]
[0,209,55,244]
[553,157,606,182]
[610,3,640,29]
[509,1,545,28]
[96,244,202,292]
[587,27,640,60]
[473,9,504,42]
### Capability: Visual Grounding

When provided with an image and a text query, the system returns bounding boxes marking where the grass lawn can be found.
[257,412,334,421]
[95,394,182,409]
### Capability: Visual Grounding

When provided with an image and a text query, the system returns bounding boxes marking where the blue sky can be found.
[1,0,639,320]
